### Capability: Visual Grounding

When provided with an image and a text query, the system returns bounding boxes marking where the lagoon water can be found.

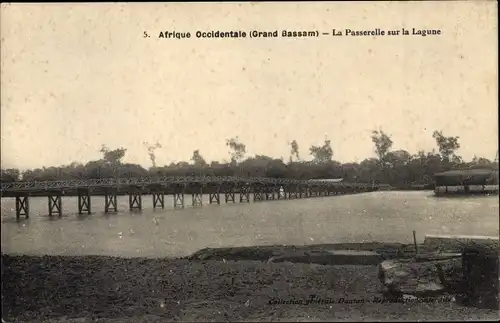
[1,191,498,258]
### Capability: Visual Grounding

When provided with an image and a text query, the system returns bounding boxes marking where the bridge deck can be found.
[1,176,380,219]
[1,176,377,193]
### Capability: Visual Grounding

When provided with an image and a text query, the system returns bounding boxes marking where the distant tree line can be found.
[1,130,498,188]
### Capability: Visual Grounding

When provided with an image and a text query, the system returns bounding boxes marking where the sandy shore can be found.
[2,251,499,322]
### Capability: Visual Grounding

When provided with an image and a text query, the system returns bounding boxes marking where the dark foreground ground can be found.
[2,243,499,322]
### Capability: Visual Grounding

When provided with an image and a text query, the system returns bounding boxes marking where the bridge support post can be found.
[271,185,276,200]
[152,192,165,209]
[48,194,62,217]
[265,185,275,201]
[15,194,29,220]
[289,185,298,199]
[224,184,235,203]
[128,188,142,211]
[174,193,185,208]
[239,183,250,203]
[77,188,91,215]
[294,186,300,199]
[192,184,203,207]
[299,185,307,199]
[253,184,264,202]
[104,189,118,213]
[173,184,185,208]
[209,185,220,204]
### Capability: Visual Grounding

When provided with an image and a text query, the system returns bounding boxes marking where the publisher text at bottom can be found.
[268,295,454,305]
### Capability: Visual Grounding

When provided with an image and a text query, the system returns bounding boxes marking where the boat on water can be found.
[434,168,499,196]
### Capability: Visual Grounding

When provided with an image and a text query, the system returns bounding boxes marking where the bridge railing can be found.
[0,176,377,192]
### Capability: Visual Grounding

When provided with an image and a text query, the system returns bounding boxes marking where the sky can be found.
[1,2,498,170]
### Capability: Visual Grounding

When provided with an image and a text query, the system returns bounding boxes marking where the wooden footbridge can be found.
[0,176,380,219]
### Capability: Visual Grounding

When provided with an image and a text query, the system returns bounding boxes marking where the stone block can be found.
[378,256,462,297]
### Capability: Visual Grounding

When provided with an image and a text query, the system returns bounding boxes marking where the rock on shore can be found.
[378,256,463,297]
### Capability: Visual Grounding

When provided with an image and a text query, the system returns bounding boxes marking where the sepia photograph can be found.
[1,1,499,322]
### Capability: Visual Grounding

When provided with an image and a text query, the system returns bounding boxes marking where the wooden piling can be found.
[173,193,184,208]
[77,189,91,215]
[104,190,118,213]
[239,183,250,203]
[129,192,142,211]
[173,184,185,208]
[15,194,29,219]
[48,194,62,217]
[253,184,265,202]
[209,192,220,204]
[413,230,418,255]
[152,192,165,209]
[265,185,275,201]
[192,184,203,207]
[224,185,235,203]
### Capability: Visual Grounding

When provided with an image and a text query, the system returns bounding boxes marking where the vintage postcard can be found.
[1,1,498,322]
